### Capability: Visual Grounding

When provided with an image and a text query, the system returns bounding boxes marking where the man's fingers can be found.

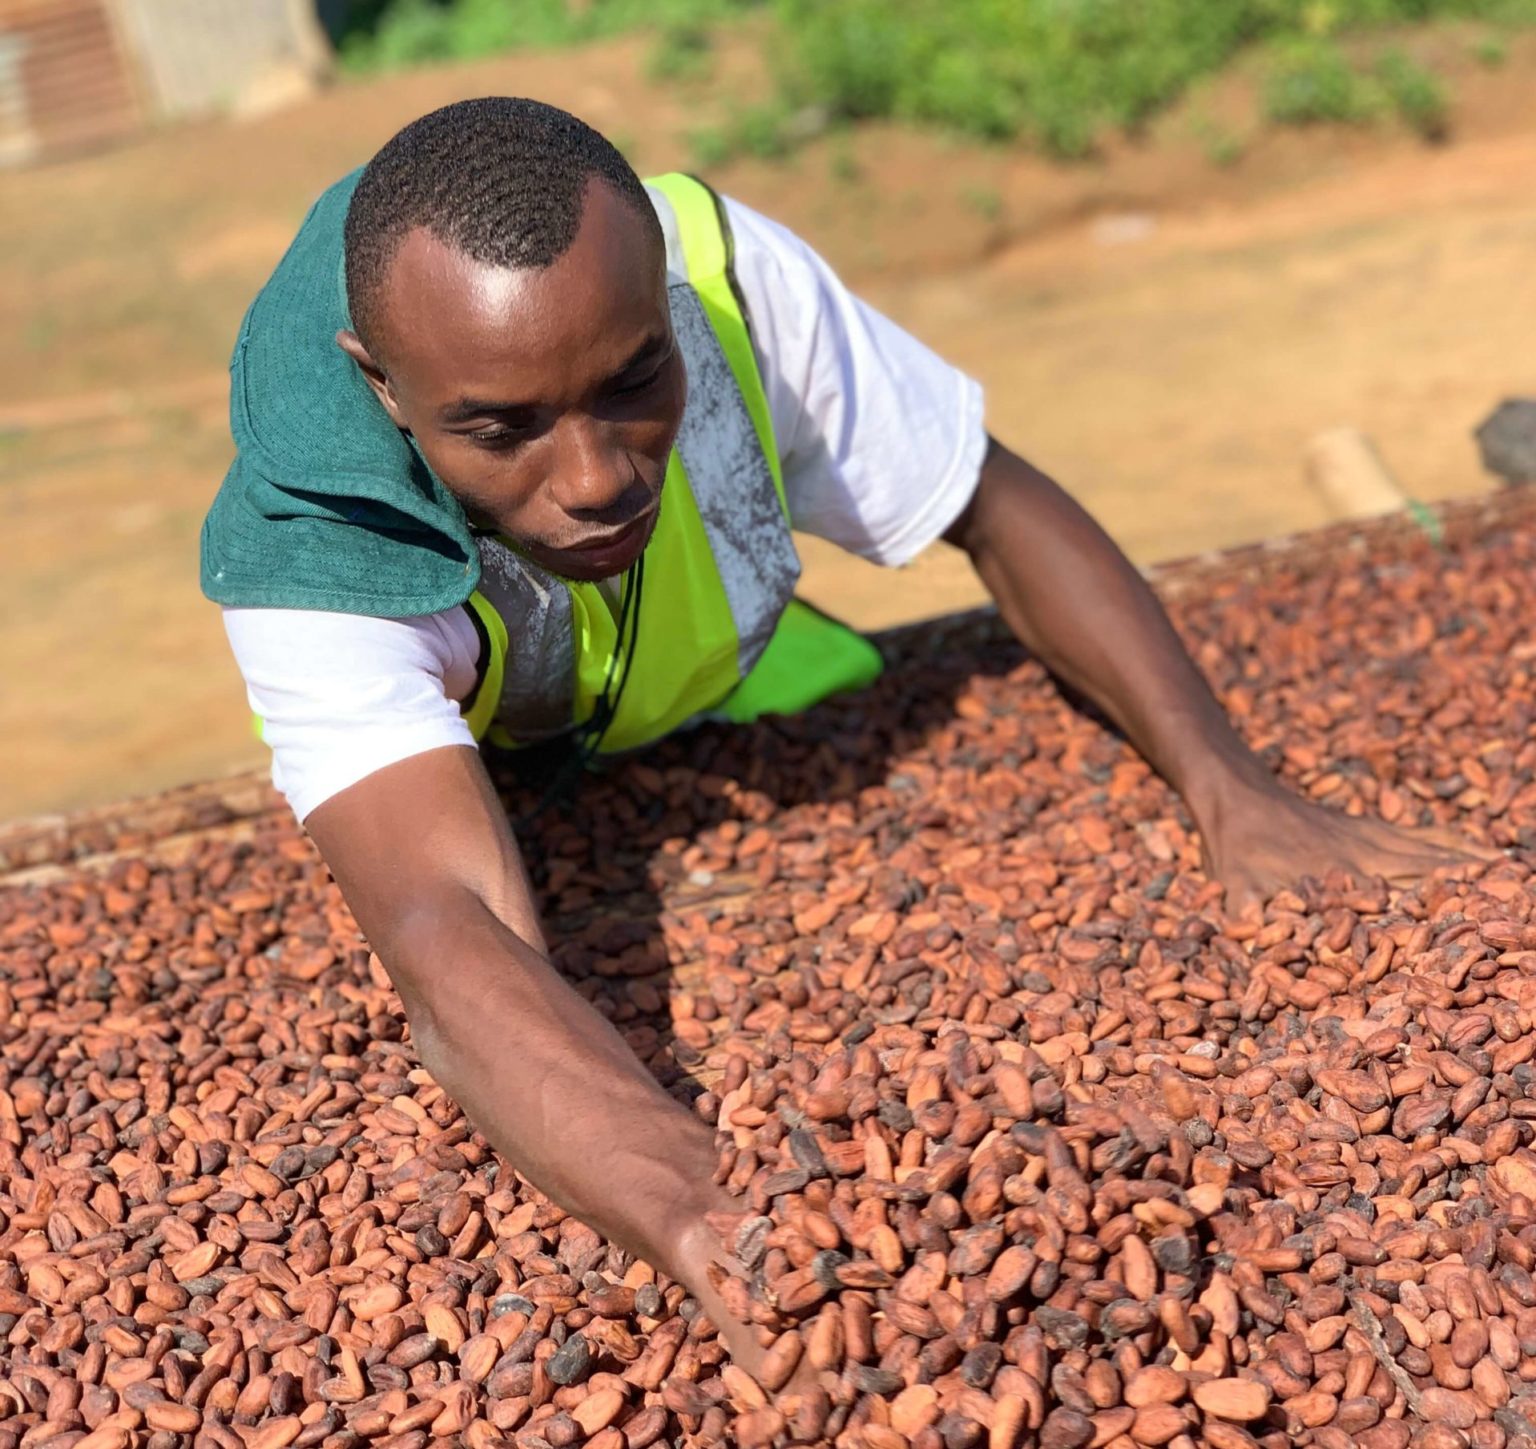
[1333,813,1496,871]
[1369,842,1495,885]
[1395,823,1500,860]
[1385,832,1498,868]
[1205,800,1501,921]
[1216,841,1489,912]
[1342,812,1491,860]
[1438,838,1502,864]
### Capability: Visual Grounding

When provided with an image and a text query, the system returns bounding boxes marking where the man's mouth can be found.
[565,513,651,555]
[540,506,658,577]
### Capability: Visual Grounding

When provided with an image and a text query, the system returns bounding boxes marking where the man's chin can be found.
[541,554,633,585]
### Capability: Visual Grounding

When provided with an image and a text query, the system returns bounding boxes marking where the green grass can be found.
[687,123,733,170]
[1471,30,1511,62]
[1263,38,1379,125]
[827,134,862,184]
[1262,39,1450,138]
[334,0,1536,160]
[646,22,716,83]
[1191,116,1249,167]
[687,101,808,169]
[1376,47,1451,138]
[768,0,1536,157]
[335,0,762,70]
[961,185,1003,222]
[734,103,793,159]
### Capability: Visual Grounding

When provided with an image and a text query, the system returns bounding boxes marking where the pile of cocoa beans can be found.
[3,498,1536,1449]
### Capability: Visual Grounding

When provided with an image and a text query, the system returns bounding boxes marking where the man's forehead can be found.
[372,196,668,389]
[384,228,541,314]
[380,181,662,305]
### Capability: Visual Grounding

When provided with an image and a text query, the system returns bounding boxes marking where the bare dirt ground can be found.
[3,27,1535,820]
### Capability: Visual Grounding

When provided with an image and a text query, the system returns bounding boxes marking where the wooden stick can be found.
[1349,1294,1425,1417]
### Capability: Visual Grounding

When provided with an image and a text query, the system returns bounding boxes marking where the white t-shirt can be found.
[225,195,988,823]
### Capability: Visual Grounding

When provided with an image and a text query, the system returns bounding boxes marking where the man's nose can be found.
[550,417,633,519]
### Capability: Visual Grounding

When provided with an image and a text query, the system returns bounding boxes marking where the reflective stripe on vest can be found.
[462,173,803,753]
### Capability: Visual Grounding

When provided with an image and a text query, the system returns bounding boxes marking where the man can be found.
[202,98,1476,1378]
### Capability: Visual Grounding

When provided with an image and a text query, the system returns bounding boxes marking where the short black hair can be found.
[343,97,659,359]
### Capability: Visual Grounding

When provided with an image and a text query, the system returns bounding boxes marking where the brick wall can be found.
[0,0,328,166]
[0,0,141,165]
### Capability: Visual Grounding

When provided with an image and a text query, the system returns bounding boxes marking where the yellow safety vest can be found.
[460,173,882,754]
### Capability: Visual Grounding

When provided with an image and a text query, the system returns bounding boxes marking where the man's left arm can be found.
[947,437,1489,907]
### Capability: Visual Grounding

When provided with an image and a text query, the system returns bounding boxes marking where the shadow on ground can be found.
[486,610,1037,1103]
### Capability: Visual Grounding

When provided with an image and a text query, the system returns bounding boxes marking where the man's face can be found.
[345,180,684,582]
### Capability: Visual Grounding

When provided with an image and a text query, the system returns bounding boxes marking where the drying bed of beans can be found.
[4,492,1536,1449]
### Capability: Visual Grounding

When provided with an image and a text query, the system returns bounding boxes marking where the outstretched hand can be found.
[1199,776,1498,915]
[680,1210,822,1398]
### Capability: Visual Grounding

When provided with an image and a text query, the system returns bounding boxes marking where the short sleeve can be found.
[223,605,481,823]
[722,195,988,567]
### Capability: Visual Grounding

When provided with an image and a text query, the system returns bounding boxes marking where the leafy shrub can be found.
[1191,116,1248,167]
[336,0,1536,158]
[687,124,733,169]
[340,0,762,69]
[647,23,716,82]
[1471,31,1510,63]
[1263,38,1377,124]
[771,0,1255,156]
[687,102,799,167]
[1262,39,1452,137]
[1376,47,1451,137]
[766,0,1533,157]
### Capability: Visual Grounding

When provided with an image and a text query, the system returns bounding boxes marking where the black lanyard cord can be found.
[583,551,645,749]
[510,554,646,832]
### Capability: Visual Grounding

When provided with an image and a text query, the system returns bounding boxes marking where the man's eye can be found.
[468,425,523,446]
[614,360,667,397]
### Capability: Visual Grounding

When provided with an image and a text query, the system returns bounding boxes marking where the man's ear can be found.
[336,329,409,432]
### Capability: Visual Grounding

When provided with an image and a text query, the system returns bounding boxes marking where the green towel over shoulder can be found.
[200,169,482,616]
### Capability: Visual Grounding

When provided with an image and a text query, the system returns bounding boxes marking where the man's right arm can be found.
[221,607,765,1369]
[306,742,766,1368]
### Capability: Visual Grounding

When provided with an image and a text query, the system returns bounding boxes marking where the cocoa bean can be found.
[7,505,1536,1448]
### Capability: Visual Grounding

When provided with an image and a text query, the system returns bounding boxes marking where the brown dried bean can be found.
[8,506,1536,1449]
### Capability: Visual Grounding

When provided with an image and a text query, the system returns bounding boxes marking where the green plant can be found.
[334,0,1536,163]
[1192,116,1248,167]
[828,135,862,184]
[1030,92,1100,161]
[736,103,793,159]
[1262,38,1375,125]
[774,0,1536,156]
[337,0,446,67]
[340,0,762,71]
[686,102,802,168]
[687,125,734,169]
[1471,30,1510,63]
[647,22,715,82]
[1376,48,1451,139]
[961,185,1002,222]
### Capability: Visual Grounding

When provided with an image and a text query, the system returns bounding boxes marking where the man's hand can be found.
[947,438,1491,906]
[1194,773,1497,913]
